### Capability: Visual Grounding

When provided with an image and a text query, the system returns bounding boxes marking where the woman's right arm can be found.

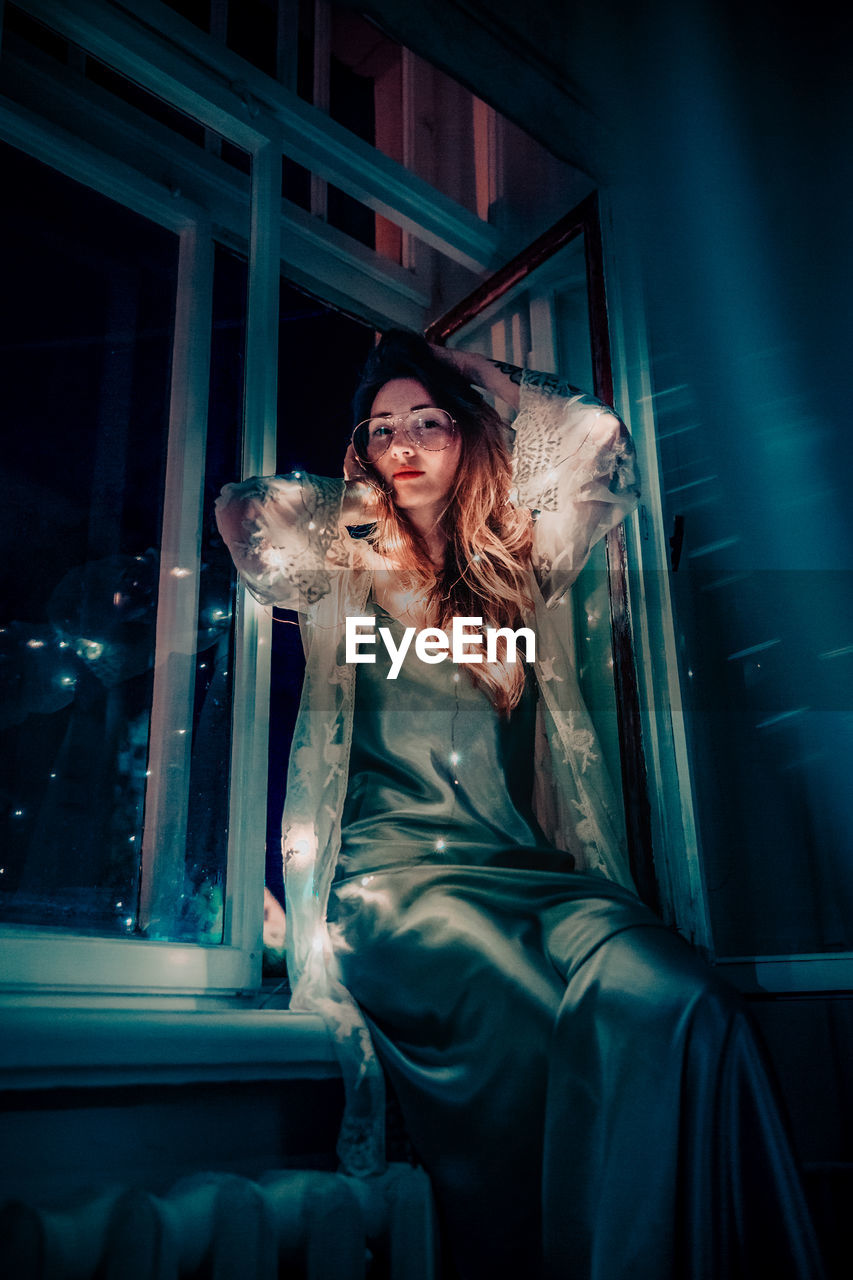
[215,472,378,611]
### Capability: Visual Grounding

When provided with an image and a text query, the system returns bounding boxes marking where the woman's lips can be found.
[393,470,424,479]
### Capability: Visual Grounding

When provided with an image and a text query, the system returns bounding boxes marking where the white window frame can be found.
[0,0,503,1001]
[0,93,273,997]
[0,3,277,997]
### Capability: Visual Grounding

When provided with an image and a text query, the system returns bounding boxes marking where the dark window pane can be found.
[85,58,207,147]
[160,0,212,31]
[265,282,373,913]
[4,3,70,62]
[0,142,177,934]
[227,0,278,79]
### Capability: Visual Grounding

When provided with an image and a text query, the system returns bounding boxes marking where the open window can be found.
[0,0,591,1002]
[426,196,661,913]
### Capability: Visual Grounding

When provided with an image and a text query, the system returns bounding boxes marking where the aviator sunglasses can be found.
[352,408,457,464]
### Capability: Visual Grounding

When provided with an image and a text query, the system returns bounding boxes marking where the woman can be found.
[216,331,824,1279]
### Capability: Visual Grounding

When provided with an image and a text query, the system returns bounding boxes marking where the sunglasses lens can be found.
[408,410,455,450]
[353,410,455,461]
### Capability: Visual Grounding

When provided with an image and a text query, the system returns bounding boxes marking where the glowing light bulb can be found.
[170,566,191,578]
[450,751,460,767]
[435,838,446,852]
[26,639,45,649]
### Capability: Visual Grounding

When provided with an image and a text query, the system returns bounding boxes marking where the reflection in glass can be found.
[0,140,176,933]
[0,147,244,943]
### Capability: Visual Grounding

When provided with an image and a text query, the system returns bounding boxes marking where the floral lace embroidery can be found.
[216,371,642,1178]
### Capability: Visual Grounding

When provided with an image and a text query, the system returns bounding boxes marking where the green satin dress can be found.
[329,602,825,1280]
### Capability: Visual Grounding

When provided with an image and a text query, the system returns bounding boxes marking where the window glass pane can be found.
[265,281,373,919]
[227,0,279,79]
[160,0,213,32]
[176,244,246,944]
[650,343,853,957]
[3,3,70,62]
[0,142,177,934]
[0,147,248,944]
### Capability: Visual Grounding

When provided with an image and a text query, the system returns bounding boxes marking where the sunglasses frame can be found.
[351,409,458,464]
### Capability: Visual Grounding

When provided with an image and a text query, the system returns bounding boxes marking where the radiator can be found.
[0,1164,437,1280]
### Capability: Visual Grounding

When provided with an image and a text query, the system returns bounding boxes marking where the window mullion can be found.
[224,139,280,962]
[310,0,331,222]
[139,221,215,936]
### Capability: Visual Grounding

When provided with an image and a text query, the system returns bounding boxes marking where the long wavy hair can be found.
[352,330,534,715]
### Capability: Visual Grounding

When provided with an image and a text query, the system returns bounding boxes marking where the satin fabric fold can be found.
[329,598,824,1278]
[330,865,825,1279]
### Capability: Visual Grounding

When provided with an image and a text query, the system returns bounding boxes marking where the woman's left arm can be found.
[431,347,641,605]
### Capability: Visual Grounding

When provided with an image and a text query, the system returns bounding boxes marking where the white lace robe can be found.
[215,372,641,1175]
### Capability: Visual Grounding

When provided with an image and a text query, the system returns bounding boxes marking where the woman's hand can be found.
[428,343,521,410]
[341,443,383,524]
[343,441,372,485]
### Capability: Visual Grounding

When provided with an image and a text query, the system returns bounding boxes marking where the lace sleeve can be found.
[215,473,347,611]
[512,372,641,606]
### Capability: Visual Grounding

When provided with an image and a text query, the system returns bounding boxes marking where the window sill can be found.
[0,1005,339,1090]
[716,951,853,995]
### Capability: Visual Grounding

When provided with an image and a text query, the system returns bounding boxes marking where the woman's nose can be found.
[390,428,416,455]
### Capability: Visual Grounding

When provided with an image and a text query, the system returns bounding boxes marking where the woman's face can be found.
[368,378,462,517]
